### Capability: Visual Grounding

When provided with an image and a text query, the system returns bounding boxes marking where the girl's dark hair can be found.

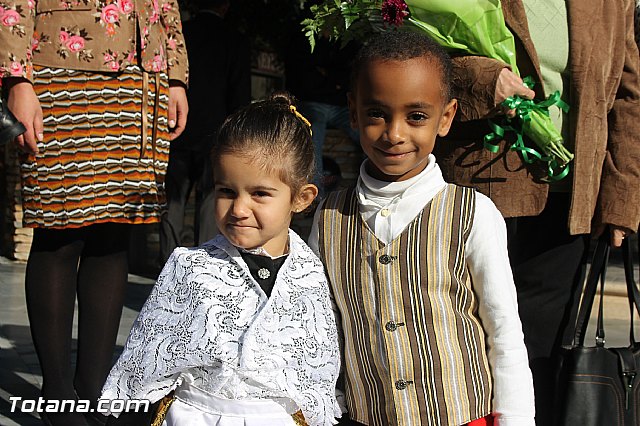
[351,30,453,103]
[213,91,315,196]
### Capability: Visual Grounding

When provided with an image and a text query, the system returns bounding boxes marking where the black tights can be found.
[26,223,131,426]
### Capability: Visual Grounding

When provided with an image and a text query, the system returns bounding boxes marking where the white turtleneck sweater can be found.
[309,154,535,426]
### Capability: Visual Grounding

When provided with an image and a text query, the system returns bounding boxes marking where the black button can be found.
[395,379,413,390]
[385,321,405,332]
[379,254,393,264]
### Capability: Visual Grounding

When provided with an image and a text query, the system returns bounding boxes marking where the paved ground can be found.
[0,256,156,426]
[0,235,638,425]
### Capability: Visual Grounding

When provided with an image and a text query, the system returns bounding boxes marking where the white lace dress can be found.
[100,230,341,426]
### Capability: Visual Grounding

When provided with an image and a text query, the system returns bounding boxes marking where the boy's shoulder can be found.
[446,183,501,212]
[319,187,357,211]
[439,183,505,220]
[321,182,478,203]
[442,181,476,193]
[440,184,504,228]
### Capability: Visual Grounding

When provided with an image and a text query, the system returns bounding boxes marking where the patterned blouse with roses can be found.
[0,0,188,84]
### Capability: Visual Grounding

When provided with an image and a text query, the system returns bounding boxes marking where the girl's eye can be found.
[408,112,428,122]
[253,191,271,198]
[216,187,235,196]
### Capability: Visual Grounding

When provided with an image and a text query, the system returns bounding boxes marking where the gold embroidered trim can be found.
[150,393,176,426]
[292,409,308,426]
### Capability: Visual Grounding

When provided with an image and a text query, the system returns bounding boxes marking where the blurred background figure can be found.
[284,30,359,198]
[159,0,251,263]
[320,155,342,193]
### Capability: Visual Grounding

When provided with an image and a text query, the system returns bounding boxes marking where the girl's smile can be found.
[214,154,316,257]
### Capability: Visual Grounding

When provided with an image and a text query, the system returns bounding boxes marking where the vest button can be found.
[379,254,393,264]
[395,379,412,390]
[385,321,397,332]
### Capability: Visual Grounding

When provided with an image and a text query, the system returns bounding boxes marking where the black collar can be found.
[239,252,288,298]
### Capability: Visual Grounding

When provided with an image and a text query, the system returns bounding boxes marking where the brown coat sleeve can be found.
[596,0,640,232]
[450,56,507,121]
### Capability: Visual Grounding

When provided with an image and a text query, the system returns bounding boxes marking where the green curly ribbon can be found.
[483,76,571,182]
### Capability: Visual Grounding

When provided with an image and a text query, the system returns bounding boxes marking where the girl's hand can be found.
[494,68,536,118]
[168,83,188,140]
[6,78,43,154]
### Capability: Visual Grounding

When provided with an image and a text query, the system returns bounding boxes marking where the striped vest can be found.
[318,184,492,426]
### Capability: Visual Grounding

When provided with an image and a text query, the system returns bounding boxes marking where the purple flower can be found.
[381,0,409,26]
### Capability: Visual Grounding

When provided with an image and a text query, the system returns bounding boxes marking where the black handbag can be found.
[0,98,26,145]
[555,237,640,426]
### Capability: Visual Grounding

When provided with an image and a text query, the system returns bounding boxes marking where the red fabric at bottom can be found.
[466,415,494,426]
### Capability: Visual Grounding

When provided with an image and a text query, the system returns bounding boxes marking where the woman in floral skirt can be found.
[0,0,188,424]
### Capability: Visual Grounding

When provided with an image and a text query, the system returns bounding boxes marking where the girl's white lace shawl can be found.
[101,231,341,425]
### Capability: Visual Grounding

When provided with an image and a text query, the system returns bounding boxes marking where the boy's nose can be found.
[385,120,405,144]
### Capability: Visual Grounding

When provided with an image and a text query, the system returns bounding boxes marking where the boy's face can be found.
[348,57,457,182]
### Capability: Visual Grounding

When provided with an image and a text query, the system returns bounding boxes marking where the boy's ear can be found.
[347,92,359,130]
[293,183,319,213]
[437,98,458,137]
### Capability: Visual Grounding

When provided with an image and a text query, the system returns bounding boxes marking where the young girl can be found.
[100,92,342,426]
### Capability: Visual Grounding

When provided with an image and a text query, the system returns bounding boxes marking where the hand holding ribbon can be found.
[484,76,573,181]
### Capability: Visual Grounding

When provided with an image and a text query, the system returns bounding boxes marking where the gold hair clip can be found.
[290,105,313,136]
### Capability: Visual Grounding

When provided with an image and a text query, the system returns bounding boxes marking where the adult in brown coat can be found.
[433,1,640,424]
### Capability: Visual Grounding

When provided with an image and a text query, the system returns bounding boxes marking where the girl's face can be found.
[214,154,317,256]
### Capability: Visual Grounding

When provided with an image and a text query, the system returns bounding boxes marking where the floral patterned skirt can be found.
[20,65,170,228]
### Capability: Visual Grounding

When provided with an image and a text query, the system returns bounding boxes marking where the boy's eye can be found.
[253,191,271,198]
[366,109,385,119]
[408,112,428,122]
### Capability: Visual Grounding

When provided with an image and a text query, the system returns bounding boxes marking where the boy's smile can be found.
[348,57,457,182]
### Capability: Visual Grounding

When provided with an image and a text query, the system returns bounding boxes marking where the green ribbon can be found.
[483,76,571,182]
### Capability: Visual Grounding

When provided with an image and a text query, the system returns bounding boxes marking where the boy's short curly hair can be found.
[350,30,453,103]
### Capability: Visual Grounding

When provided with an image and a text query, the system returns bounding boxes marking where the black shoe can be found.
[0,102,26,145]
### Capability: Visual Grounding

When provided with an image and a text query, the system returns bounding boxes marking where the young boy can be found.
[309,31,535,426]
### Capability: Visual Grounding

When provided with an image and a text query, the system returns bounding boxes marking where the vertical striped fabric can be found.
[319,184,492,426]
[19,65,170,228]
